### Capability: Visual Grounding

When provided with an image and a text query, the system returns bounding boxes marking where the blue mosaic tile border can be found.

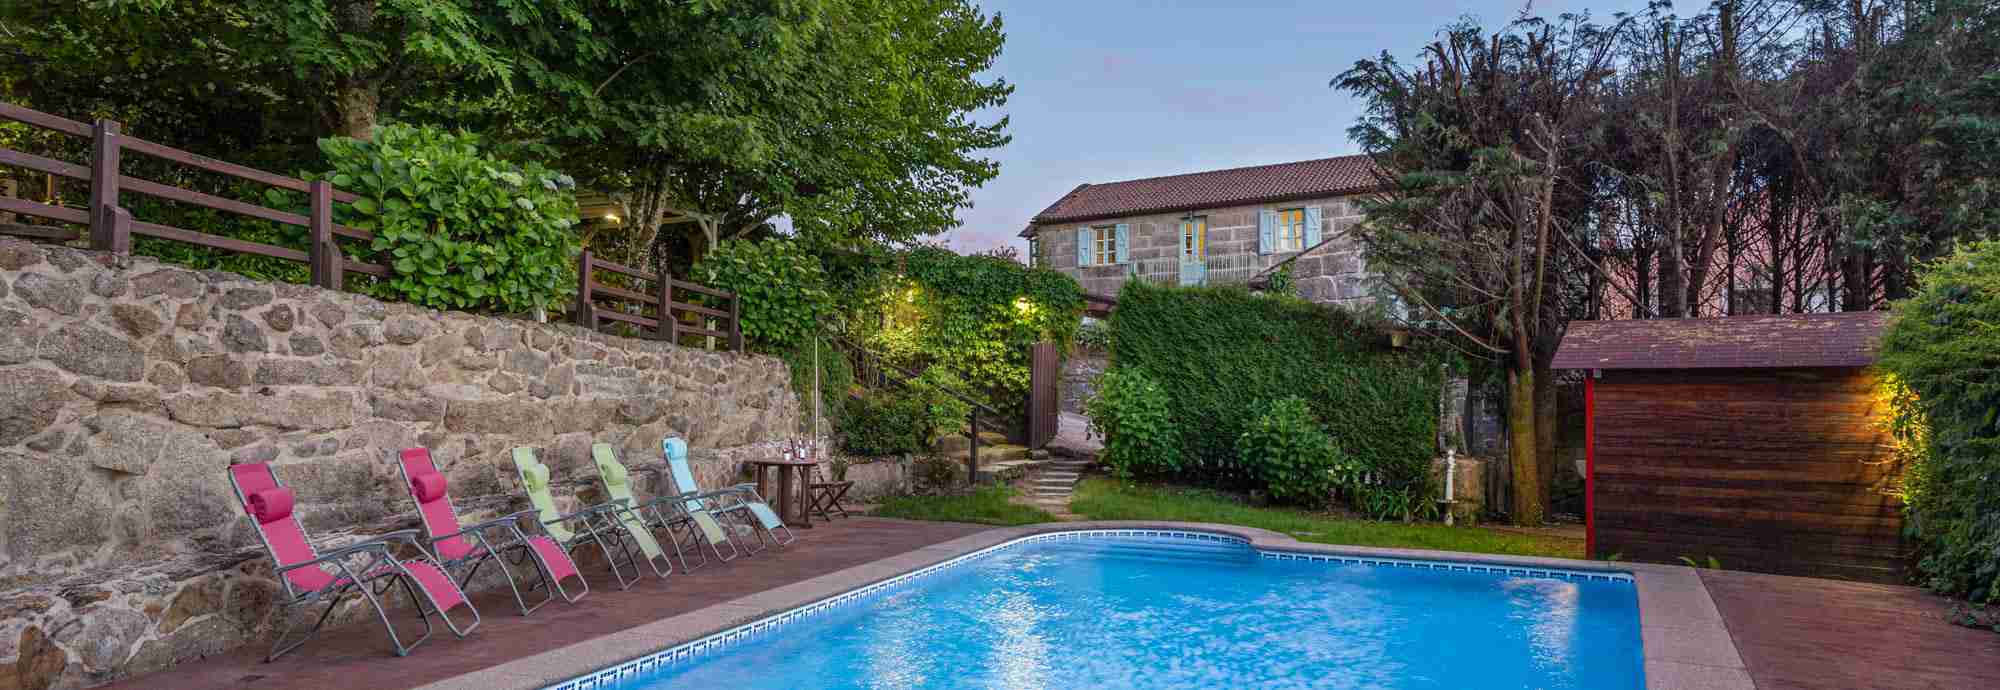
[1258,550,1634,583]
[542,529,1632,690]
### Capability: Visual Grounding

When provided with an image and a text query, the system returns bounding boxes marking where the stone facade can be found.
[1027,194,1374,309]
[0,237,801,688]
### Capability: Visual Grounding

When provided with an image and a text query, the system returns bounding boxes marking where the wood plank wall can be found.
[1592,367,1910,583]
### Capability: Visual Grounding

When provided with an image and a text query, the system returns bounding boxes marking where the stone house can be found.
[1020,155,1382,309]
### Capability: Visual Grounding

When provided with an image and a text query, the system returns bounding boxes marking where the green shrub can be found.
[310,124,579,313]
[1108,281,1443,501]
[694,239,836,349]
[841,391,928,456]
[1075,318,1111,352]
[1085,368,1182,478]
[1879,240,2000,607]
[910,367,974,445]
[1238,397,1342,505]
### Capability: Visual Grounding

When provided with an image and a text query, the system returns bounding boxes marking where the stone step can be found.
[970,457,1045,484]
[933,431,1011,454]
[1031,478,1077,487]
[1036,471,1080,480]
[941,443,1031,464]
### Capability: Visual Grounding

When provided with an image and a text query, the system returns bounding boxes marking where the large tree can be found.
[1339,15,1626,525]
[540,0,1012,273]
[0,0,590,142]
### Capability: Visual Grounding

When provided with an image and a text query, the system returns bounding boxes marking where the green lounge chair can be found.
[587,443,693,574]
[510,447,659,590]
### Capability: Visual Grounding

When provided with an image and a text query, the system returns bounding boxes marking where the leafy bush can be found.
[1879,240,2000,607]
[1237,397,1342,505]
[1085,368,1182,478]
[909,454,967,496]
[312,124,580,313]
[1108,281,1443,503]
[909,367,973,445]
[694,239,836,349]
[841,391,929,456]
[1075,318,1111,352]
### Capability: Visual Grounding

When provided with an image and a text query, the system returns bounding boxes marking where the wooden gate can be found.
[1027,342,1060,449]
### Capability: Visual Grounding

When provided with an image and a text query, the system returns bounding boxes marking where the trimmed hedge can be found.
[1879,240,2000,609]
[1107,281,1444,503]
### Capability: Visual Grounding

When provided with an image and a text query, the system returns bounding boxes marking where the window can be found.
[1180,216,1207,261]
[1092,225,1117,265]
[1027,236,1040,267]
[1276,208,1306,252]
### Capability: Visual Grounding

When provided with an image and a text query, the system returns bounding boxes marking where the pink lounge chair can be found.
[227,463,479,661]
[395,448,588,616]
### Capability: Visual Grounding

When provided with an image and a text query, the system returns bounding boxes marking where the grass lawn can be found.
[869,486,1056,526]
[1070,479,1583,560]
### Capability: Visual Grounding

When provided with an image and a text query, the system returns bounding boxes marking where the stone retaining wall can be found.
[0,237,799,688]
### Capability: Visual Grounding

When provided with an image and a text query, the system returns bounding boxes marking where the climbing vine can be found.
[860,246,1084,410]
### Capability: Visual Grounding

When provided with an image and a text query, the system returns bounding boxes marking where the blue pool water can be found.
[602,534,1643,689]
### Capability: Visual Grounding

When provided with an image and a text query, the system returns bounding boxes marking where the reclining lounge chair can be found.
[662,437,795,553]
[228,463,478,661]
[510,447,662,590]
[582,443,679,579]
[395,447,587,616]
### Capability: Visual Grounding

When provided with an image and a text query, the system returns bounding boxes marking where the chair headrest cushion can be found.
[522,464,549,491]
[248,488,294,523]
[410,473,448,503]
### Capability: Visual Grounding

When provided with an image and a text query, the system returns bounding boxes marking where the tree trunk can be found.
[334,81,379,140]
[1657,21,1688,319]
[1533,358,1557,517]
[332,0,381,140]
[1507,367,1544,526]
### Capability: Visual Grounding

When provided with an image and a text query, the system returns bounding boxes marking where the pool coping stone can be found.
[414,520,1748,690]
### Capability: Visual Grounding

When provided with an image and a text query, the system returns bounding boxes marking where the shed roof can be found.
[1021,155,1380,233]
[1551,311,1892,370]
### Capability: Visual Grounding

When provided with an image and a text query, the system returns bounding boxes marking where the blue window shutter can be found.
[1114,224,1131,264]
[1258,210,1276,255]
[1075,227,1091,267]
[1304,206,1323,249]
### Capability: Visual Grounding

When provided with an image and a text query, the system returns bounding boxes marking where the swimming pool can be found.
[572,530,1644,689]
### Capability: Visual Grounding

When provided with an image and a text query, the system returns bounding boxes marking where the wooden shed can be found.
[1552,312,1908,583]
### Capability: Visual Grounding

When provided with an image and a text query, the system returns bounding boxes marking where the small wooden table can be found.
[747,458,817,528]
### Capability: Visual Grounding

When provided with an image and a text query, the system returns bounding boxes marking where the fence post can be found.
[307,181,340,290]
[728,291,744,352]
[657,272,679,344]
[573,250,597,330]
[88,119,125,254]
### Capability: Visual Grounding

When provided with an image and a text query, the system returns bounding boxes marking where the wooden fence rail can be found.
[572,249,743,352]
[2,101,745,352]
[0,102,380,289]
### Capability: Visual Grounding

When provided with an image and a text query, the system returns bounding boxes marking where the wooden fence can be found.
[0,102,381,289]
[572,250,742,352]
[1,102,744,352]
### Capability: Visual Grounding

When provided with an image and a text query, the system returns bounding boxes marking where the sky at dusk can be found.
[938,0,1652,256]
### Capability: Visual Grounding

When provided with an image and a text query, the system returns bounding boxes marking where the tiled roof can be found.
[1551,311,1892,370]
[1024,155,1381,231]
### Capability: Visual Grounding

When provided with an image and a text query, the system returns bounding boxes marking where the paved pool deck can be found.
[101,518,1999,690]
